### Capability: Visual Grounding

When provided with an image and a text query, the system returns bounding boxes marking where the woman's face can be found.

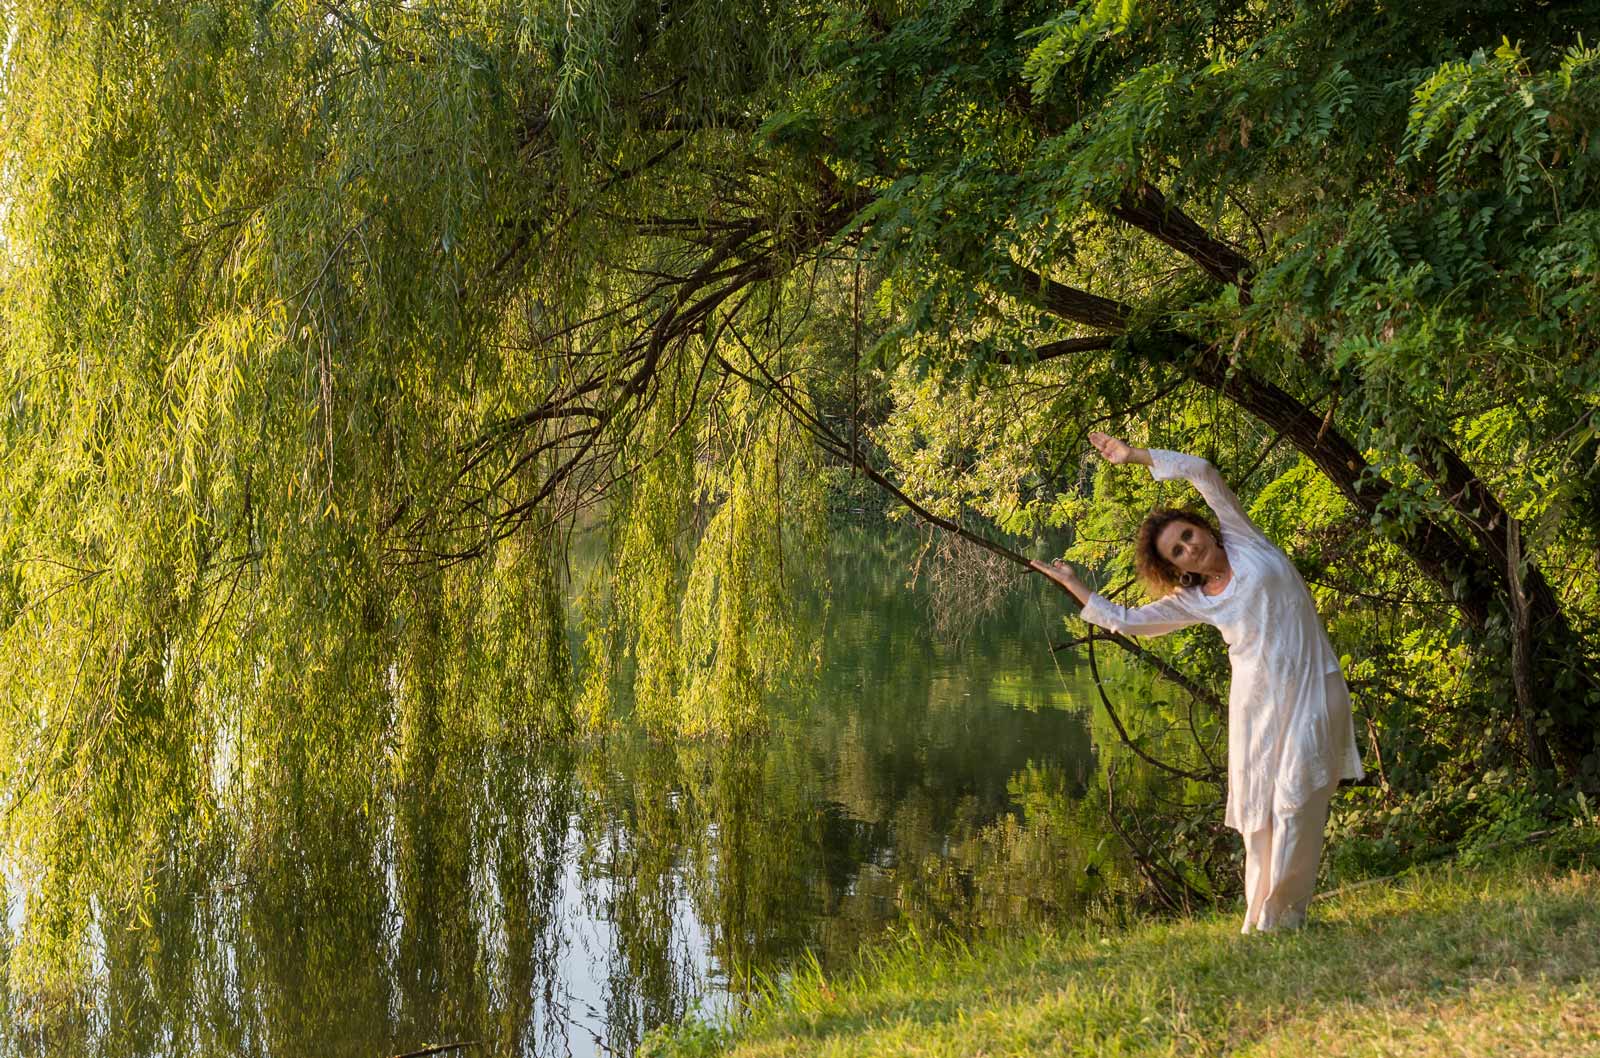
[1154,519,1220,575]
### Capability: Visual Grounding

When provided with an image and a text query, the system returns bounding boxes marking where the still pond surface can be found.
[3,527,1159,1058]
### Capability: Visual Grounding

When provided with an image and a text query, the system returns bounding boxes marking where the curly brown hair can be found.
[1134,507,1223,598]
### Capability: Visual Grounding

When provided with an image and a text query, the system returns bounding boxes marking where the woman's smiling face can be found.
[1155,518,1219,575]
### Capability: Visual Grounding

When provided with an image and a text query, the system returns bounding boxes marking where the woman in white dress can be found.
[1032,431,1365,932]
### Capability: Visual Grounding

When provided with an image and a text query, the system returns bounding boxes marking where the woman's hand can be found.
[1088,431,1150,466]
[1030,558,1088,602]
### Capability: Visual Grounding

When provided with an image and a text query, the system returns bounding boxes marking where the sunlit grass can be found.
[648,829,1600,1057]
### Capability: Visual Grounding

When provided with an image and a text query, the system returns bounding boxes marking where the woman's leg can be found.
[1255,778,1338,930]
[1240,823,1274,933]
[1244,673,1354,932]
[1246,673,1353,931]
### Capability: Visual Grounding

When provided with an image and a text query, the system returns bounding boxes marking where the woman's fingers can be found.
[1088,430,1124,463]
[1030,558,1074,586]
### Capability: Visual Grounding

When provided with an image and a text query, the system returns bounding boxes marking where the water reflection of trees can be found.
[3,527,1187,1057]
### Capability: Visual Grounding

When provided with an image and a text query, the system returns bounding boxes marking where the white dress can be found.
[1078,449,1365,835]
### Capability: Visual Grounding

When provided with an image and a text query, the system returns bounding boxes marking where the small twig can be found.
[1315,386,1340,447]
[1235,430,1284,488]
[387,1042,478,1058]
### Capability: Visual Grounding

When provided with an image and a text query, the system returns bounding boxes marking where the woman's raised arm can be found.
[1088,432,1261,542]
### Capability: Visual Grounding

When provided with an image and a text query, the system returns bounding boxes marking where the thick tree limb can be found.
[991,335,1118,365]
[1109,183,1256,298]
[989,259,1496,630]
[1100,181,1579,651]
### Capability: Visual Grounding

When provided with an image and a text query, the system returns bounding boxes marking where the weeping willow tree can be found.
[4,0,1600,994]
[0,0,827,983]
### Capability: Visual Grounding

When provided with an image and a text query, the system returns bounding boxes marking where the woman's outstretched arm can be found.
[1030,559,1202,637]
[1089,431,1261,541]
[1081,590,1202,637]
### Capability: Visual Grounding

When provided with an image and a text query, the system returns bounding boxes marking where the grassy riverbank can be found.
[648,828,1600,1057]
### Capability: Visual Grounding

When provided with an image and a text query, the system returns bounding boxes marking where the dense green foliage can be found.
[3,0,1600,1019]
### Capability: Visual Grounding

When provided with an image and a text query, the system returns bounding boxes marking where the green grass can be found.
[648,828,1600,1057]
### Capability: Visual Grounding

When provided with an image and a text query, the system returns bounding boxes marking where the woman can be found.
[1032,431,1364,933]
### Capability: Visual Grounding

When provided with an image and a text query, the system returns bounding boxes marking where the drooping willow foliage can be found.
[3,0,1600,992]
[0,0,826,980]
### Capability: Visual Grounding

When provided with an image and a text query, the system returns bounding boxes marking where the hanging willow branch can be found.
[710,318,1226,785]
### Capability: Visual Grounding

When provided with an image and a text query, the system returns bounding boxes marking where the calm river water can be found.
[2,526,1156,1058]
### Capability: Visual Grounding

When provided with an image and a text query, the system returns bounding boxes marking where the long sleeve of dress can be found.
[1080,591,1202,637]
[1147,449,1264,543]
